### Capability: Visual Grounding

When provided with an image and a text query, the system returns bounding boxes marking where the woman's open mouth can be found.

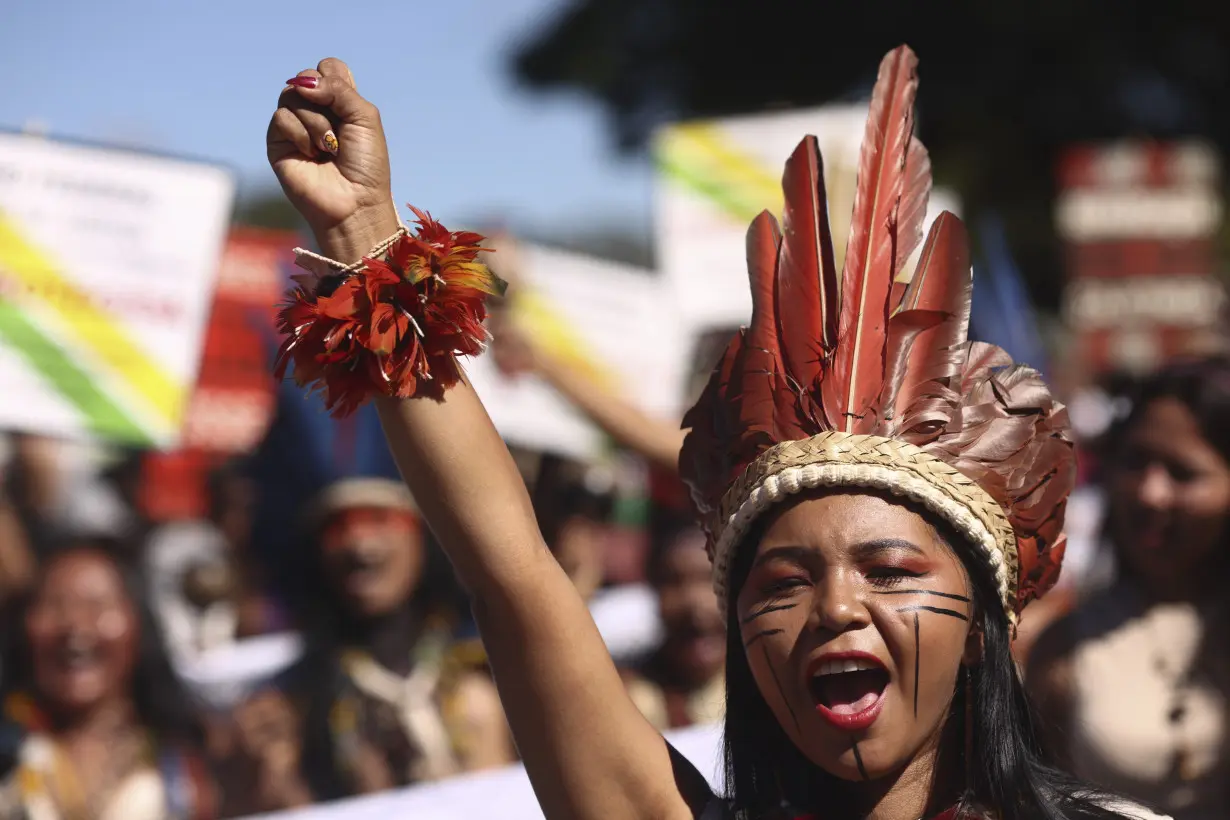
[807,653,889,731]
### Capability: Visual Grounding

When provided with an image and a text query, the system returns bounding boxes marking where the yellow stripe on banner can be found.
[511,290,618,390]
[0,216,184,428]
[669,124,783,212]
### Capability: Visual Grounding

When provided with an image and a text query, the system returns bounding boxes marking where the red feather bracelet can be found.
[274,206,507,416]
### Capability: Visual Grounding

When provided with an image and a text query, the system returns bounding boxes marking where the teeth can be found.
[815,658,881,677]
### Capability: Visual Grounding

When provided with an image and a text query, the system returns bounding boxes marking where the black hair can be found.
[645,502,702,585]
[0,536,204,752]
[1108,354,1230,465]
[721,493,1133,820]
[204,456,255,527]
[531,454,615,552]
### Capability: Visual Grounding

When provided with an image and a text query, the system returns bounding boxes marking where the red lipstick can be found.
[806,650,888,732]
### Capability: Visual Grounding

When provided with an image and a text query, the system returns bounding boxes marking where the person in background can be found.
[0,538,215,820]
[209,686,312,817]
[272,478,513,805]
[144,522,236,665]
[0,475,35,609]
[620,504,725,730]
[145,460,293,669]
[1010,371,1144,665]
[1029,356,1230,819]
[532,455,613,603]
[202,461,290,640]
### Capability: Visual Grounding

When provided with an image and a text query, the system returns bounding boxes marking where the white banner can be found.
[466,243,689,460]
[0,133,235,446]
[241,722,724,820]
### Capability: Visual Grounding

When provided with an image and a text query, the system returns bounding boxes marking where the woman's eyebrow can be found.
[751,545,814,570]
[849,538,925,562]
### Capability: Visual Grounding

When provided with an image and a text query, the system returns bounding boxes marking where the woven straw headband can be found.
[711,431,1020,623]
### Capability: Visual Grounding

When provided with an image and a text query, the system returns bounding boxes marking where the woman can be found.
[622,504,726,731]
[267,47,1161,818]
[1029,358,1230,819]
[286,478,513,803]
[202,459,291,640]
[0,538,214,820]
[531,455,614,604]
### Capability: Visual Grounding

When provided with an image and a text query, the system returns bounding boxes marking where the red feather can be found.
[776,137,840,398]
[880,212,972,429]
[824,45,922,433]
[895,136,932,281]
[679,331,746,518]
[885,136,931,310]
[737,211,793,441]
[274,207,505,417]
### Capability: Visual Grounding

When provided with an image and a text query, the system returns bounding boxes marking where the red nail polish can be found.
[285,76,319,89]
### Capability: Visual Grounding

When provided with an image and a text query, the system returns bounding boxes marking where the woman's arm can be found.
[269,58,699,820]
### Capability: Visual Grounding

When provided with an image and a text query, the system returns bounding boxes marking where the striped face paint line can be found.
[913,612,921,718]
[740,602,798,625]
[871,589,970,603]
[763,644,801,736]
[851,741,869,781]
[894,604,968,622]
[743,628,783,650]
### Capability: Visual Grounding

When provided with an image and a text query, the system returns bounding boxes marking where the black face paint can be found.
[913,612,920,718]
[895,604,968,622]
[872,588,970,603]
[742,628,784,649]
[763,644,801,735]
[740,602,798,625]
[851,740,869,780]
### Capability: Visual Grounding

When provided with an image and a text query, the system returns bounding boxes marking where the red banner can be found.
[140,227,296,521]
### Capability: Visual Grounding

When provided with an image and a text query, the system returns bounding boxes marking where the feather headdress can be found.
[679,45,1073,622]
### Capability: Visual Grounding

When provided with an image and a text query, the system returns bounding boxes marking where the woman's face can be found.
[736,492,974,782]
[26,550,139,716]
[654,531,725,687]
[1108,396,1230,593]
[320,506,424,618]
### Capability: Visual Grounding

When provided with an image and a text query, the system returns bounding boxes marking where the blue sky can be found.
[0,0,652,238]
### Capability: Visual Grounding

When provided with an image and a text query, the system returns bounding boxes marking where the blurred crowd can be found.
[0,247,1227,819]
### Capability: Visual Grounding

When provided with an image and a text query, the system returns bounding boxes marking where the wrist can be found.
[311,203,402,264]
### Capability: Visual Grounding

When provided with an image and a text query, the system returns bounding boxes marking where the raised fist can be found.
[267,58,398,257]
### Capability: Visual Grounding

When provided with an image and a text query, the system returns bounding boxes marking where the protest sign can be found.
[0,133,234,446]
[466,243,689,460]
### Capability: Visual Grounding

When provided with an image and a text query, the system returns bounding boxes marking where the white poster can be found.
[466,243,689,460]
[0,133,235,446]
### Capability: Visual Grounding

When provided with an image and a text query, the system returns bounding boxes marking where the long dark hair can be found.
[721,497,1131,820]
[1109,355,1230,466]
[0,536,204,751]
